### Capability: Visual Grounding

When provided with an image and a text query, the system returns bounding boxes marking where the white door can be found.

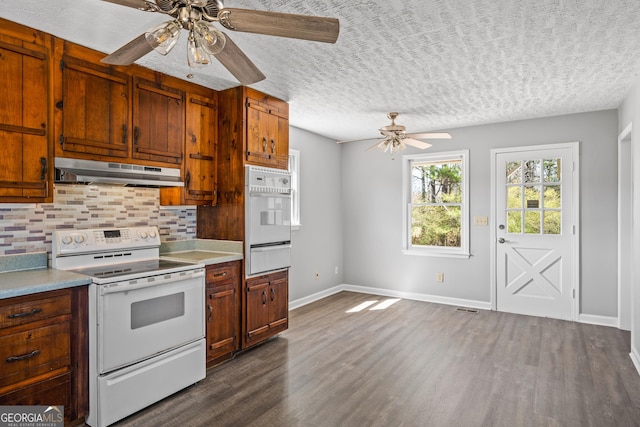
[494,145,578,320]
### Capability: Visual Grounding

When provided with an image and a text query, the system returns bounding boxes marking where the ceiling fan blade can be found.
[365,140,387,152]
[101,0,155,11]
[218,8,339,43]
[101,33,154,65]
[403,138,432,150]
[406,132,452,140]
[212,33,266,84]
[336,137,380,144]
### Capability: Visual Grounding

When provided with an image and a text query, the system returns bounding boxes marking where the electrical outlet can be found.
[335,266,339,275]
[436,272,444,282]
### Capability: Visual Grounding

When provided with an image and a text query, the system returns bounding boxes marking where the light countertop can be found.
[161,250,242,265]
[0,268,91,299]
[160,239,243,266]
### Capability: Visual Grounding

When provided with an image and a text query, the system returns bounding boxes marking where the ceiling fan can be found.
[337,112,452,154]
[100,0,340,85]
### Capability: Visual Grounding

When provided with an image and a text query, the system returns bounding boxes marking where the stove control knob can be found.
[149,229,157,238]
[61,236,73,245]
[74,234,86,244]
[139,231,149,239]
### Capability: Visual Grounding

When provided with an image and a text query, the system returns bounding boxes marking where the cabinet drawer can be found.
[206,263,239,285]
[0,291,71,329]
[0,371,71,409]
[0,321,71,388]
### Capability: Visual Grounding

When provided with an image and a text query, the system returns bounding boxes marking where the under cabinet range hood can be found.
[55,158,183,187]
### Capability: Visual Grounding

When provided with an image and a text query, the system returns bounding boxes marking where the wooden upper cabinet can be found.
[245,88,289,169]
[55,40,130,160]
[133,77,184,165]
[160,92,217,206]
[0,19,51,202]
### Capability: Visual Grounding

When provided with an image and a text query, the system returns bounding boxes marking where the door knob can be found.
[498,224,505,230]
[498,238,506,244]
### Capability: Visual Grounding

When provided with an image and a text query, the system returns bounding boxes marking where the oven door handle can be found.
[251,244,292,252]
[99,269,205,295]
[249,193,292,198]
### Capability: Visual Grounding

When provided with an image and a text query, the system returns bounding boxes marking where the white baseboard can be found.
[289,286,343,310]
[578,313,619,328]
[631,347,640,377]
[289,284,491,311]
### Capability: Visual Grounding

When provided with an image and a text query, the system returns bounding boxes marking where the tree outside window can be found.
[403,150,469,258]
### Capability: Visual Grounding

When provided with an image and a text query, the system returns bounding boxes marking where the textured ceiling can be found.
[2,0,640,142]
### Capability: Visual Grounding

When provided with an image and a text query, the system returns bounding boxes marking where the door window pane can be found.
[507,211,522,233]
[524,185,541,208]
[544,185,561,208]
[525,211,541,234]
[543,159,561,182]
[544,211,561,234]
[523,160,541,183]
[506,161,522,184]
[507,186,522,208]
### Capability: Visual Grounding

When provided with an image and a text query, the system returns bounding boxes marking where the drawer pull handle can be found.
[208,304,213,322]
[6,349,40,363]
[7,308,42,319]
[213,272,227,277]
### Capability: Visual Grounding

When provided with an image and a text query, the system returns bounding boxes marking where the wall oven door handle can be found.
[249,192,292,198]
[251,244,292,252]
[100,269,205,295]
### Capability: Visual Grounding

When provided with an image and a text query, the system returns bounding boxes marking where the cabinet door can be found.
[271,114,289,169]
[133,77,184,165]
[268,271,288,330]
[58,56,129,159]
[244,275,270,345]
[205,262,240,364]
[245,98,271,164]
[160,93,217,206]
[0,32,50,201]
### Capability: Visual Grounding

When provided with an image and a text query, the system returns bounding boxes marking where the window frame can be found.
[289,148,301,230]
[402,149,470,258]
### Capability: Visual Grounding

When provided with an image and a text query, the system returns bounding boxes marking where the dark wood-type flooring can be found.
[114,291,640,427]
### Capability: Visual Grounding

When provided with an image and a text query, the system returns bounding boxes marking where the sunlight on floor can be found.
[370,298,400,310]
[346,298,401,313]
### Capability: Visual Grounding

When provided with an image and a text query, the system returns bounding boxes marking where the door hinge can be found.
[60,60,65,70]
[59,134,64,148]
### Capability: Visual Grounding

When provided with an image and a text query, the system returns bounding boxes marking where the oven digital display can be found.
[104,230,121,238]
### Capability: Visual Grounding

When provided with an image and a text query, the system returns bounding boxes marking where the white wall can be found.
[341,110,619,317]
[288,126,344,301]
[619,81,640,371]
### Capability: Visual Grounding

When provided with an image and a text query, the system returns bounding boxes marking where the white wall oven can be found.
[245,165,292,276]
[52,226,205,427]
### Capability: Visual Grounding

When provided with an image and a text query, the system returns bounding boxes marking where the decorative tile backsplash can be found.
[0,184,196,258]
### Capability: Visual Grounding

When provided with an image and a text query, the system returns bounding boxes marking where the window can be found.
[288,149,301,229]
[402,150,469,258]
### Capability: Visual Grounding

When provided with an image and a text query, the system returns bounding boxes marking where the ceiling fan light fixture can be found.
[193,20,226,55]
[187,31,211,67]
[145,20,182,55]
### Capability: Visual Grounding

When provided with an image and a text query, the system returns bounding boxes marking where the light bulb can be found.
[187,31,211,67]
[193,20,226,55]
[145,21,181,55]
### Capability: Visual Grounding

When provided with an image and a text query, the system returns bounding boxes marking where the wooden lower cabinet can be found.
[243,270,288,349]
[0,287,88,425]
[205,261,241,367]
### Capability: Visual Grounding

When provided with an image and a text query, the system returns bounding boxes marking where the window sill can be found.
[402,250,471,259]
